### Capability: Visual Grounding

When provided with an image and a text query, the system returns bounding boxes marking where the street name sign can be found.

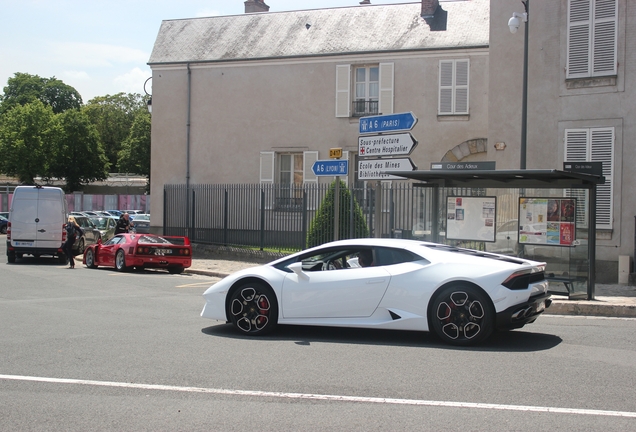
[359,133,417,157]
[431,161,496,171]
[359,112,418,135]
[312,159,349,176]
[358,158,416,180]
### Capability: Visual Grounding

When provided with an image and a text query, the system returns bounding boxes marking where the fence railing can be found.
[163,182,489,253]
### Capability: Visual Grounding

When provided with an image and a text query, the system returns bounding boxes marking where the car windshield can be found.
[133,215,150,221]
[91,218,111,229]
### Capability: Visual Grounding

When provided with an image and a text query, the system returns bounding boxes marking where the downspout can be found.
[186,63,192,237]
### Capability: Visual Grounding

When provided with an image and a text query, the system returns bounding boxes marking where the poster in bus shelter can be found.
[446,196,496,242]
[518,198,576,246]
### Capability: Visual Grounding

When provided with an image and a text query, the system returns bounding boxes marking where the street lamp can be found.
[508,1,528,169]
[143,77,152,113]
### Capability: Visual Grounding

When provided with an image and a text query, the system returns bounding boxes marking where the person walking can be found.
[114,212,134,235]
[62,216,82,268]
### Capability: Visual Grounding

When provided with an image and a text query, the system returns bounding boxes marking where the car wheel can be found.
[77,238,85,256]
[85,249,98,269]
[228,282,278,335]
[115,249,127,272]
[0,226,6,234]
[7,250,16,263]
[430,284,494,346]
[168,267,184,274]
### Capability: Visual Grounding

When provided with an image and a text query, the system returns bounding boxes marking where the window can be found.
[438,59,469,115]
[335,63,394,118]
[353,66,379,117]
[259,151,320,210]
[564,127,614,229]
[566,0,617,79]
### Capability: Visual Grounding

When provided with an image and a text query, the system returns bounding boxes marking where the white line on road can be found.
[2,374,635,418]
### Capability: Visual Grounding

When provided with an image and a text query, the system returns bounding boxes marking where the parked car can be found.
[105,210,122,217]
[130,214,150,233]
[90,216,118,242]
[71,216,102,255]
[0,216,7,234]
[0,212,8,219]
[83,233,192,274]
[201,238,551,346]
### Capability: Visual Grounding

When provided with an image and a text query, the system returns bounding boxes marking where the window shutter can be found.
[259,151,274,184]
[564,127,614,230]
[303,151,318,184]
[590,127,613,229]
[378,62,394,115]
[567,0,592,78]
[438,60,454,114]
[567,0,617,78]
[335,65,351,118]
[454,60,469,114]
[592,0,617,76]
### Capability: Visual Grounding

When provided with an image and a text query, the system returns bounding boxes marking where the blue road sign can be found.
[359,112,418,135]
[312,160,349,176]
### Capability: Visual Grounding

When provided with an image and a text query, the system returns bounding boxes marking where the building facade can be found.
[148,0,634,279]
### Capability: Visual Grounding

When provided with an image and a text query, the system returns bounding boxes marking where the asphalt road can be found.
[1,240,636,431]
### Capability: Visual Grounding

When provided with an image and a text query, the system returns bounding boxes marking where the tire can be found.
[76,238,85,256]
[168,267,184,274]
[429,284,494,346]
[228,282,278,335]
[115,249,128,272]
[8,250,16,263]
[0,226,6,234]
[85,248,98,269]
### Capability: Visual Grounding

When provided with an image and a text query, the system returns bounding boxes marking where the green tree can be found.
[307,180,369,248]
[51,109,110,193]
[118,111,151,190]
[0,72,82,115]
[83,93,145,172]
[0,100,59,184]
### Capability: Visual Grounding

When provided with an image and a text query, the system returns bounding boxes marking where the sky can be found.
[1,0,416,102]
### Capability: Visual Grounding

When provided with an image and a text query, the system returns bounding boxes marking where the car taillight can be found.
[502,268,545,290]
[178,249,190,256]
[62,224,67,242]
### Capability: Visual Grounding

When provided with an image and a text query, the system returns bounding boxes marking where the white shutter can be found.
[592,0,617,76]
[590,127,613,229]
[454,59,469,114]
[438,60,454,114]
[303,151,318,184]
[567,0,617,78]
[564,127,614,230]
[259,151,274,184]
[378,62,394,115]
[335,65,351,118]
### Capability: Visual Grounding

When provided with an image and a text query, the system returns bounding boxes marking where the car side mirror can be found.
[288,262,309,280]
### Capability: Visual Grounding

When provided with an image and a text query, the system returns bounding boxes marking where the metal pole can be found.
[374,181,382,238]
[334,177,340,241]
[520,0,529,169]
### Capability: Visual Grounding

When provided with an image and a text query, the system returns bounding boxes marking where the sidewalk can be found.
[186,258,636,318]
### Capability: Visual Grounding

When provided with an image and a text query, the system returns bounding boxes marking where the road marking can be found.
[176,282,213,288]
[1,374,635,418]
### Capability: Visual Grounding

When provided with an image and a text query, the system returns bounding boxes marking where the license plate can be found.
[155,249,172,255]
[15,241,34,247]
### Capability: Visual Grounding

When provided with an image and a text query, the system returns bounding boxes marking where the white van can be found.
[7,186,68,263]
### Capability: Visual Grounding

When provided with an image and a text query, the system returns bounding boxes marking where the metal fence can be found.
[164,182,492,252]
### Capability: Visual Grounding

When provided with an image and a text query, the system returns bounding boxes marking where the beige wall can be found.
[150,49,490,226]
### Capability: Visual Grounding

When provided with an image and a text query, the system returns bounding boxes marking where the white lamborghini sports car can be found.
[201,238,552,346]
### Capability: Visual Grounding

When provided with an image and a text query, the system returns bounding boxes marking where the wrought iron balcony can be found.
[352,99,379,117]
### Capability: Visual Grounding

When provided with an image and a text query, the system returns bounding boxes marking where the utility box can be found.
[618,255,632,284]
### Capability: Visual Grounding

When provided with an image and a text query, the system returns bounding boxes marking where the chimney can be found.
[244,0,269,13]
[421,0,439,18]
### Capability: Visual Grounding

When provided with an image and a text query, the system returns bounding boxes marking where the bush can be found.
[307,180,369,248]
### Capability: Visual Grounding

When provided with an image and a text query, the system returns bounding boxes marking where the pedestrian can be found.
[114,212,134,235]
[62,216,82,268]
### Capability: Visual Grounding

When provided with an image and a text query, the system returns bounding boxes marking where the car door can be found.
[98,236,124,266]
[281,262,391,319]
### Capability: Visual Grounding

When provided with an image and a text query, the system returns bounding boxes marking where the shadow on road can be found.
[202,323,561,352]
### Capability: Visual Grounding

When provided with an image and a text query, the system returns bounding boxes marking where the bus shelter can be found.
[391,169,605,300]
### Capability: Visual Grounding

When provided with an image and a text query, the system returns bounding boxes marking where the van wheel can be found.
[8,251,16,263]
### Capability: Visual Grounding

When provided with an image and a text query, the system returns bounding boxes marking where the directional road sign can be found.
[359,133,418,157]
[312,159,349,176]
[359,112,418,135]
[357,158,417,180]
